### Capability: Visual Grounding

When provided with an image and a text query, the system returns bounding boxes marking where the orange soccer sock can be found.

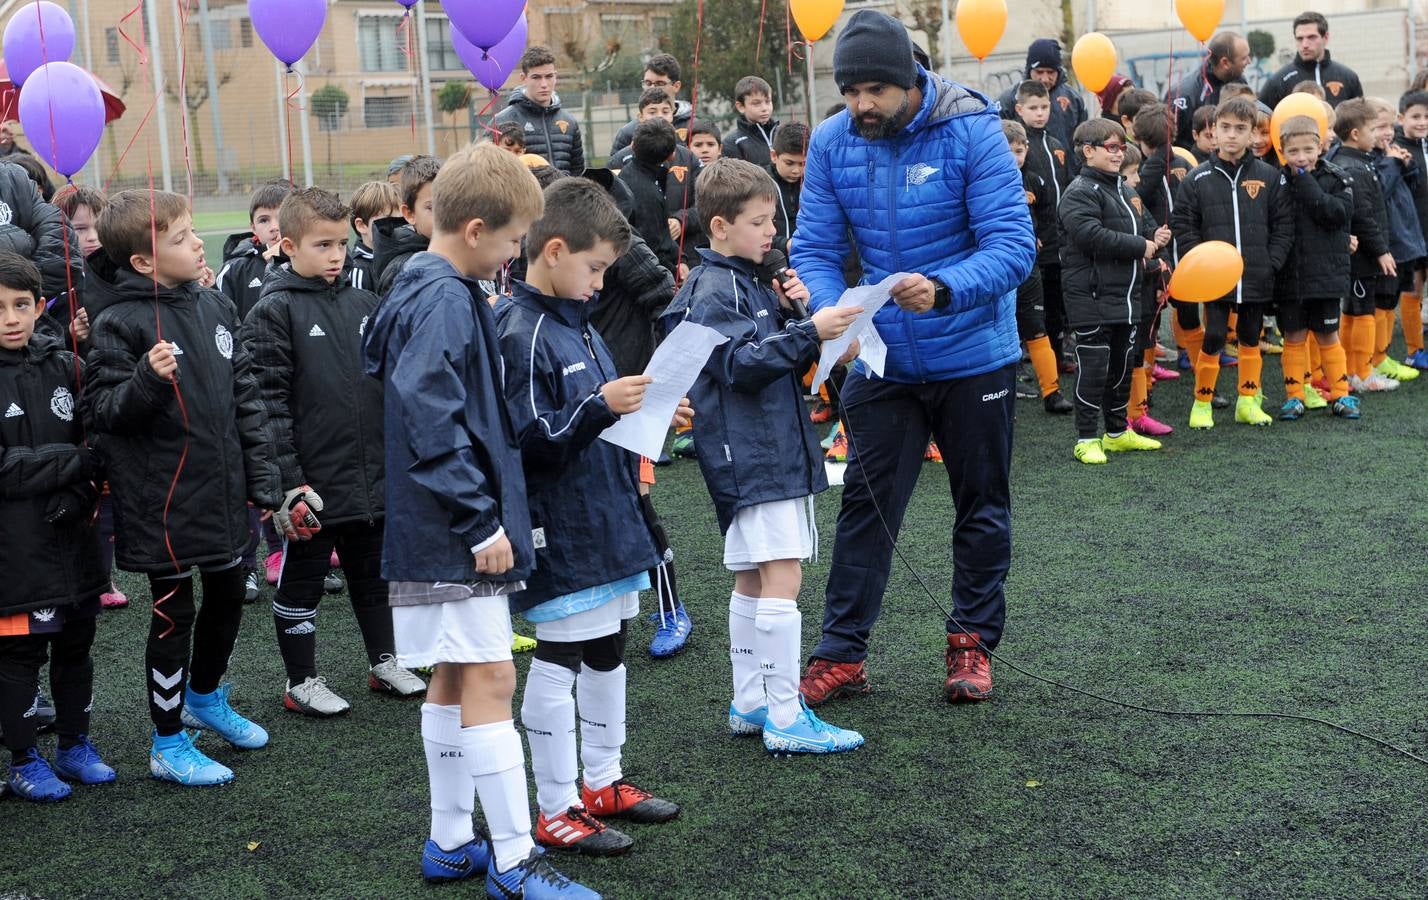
[1321,340,1350,400]
[1237,345,1263,397]
[1402,292,1424,355]
[1347,314,1377,379]
[1281,339,1308,400]
[1371,308,1392,366]
[1307,331,1323,380]
[1193,352,1220,404]
[1182,326,1206,368]
[1027,335,1062,398]
[1129,367,1149,419]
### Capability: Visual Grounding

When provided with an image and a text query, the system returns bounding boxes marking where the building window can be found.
[206,19,232,50]
[239,17,252,48]
[358,15,405,73]
[425,17,461,72]
[104,27,119,64]
[364,94,412,128]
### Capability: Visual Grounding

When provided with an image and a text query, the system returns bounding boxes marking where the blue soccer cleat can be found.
[1332,395,1362,419]
[181,682,269,749]
[422,835,491,883]
[728,704,767,737]
[486,847,600,899]
[1278,398,1306,421]
[149,730,234,786]
[762,700,865,756]
[53,736,117,785]
[1407,348,1428,370]
[6,748,72,802]
[1177,349,1192,370]
[648,603,692,658]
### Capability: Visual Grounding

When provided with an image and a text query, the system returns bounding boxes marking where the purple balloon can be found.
[453,13,526,91]
[394,0,418,8]
[18,61,103,177]
[444,0,523,50]
[3,1,75,88]
[246,0,325,68]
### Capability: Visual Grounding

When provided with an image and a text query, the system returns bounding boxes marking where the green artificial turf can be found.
[8,347,1428,898]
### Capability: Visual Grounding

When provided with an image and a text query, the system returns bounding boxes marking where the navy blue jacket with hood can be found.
[362,252,534,584]
[661,249,828,534]
[494,282,660,611]
[996,39,1088,157]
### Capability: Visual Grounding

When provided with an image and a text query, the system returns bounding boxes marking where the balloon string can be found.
[675,0,704,278]
[284,67,306,184]
[105,0,158,191]
[175,0,195,201]
[399,12,417,147]
[755,0,767,63]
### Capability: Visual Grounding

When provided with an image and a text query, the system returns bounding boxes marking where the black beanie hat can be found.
[833,10,918,93]
[1025,38,1063,74]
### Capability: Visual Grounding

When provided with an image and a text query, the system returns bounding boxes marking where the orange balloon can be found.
[1270,92,1330,162]
[955,0,1007,62]
[1168,241,1244,303]
[1071,32,1117,93]
[789,0,844,43]
[1175,0,1224,43]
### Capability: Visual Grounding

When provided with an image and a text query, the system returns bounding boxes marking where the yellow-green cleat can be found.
[1302,386,1328,410]
[1235,394,1273,426]
[1073,439,1108,464]
[1377,358,1420,382]
[1189,400,1215,430]
[1102,431,1162,452]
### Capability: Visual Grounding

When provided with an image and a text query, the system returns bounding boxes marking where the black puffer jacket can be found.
[1393,126,1428,250]
[0,334,105,614]
[1023,124,1070,263]
[371,216,428,298]
[722,116,778,168]
[1275,160,1353,302]
[1023,167,1052,250]
[617,159,681,274]
[348,242,378,294]
[1325,143,1392,280]
[82,253,280,572]
[240,263,383,526]
[1166,67,1245,149]
[1136,145,1192,261]
[1172,154,1294,304]
[611,143,703,266]
[1258,50,1363,110]
[493,88,585,174]
[0,160,78,302]
[1058,167,1159,326]
[215,232,270,321]
[769,164,802,257]
[995,61,1087,156]
[610,100,695,157]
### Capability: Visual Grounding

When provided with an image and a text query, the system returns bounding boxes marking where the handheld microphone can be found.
[758,249,809,320]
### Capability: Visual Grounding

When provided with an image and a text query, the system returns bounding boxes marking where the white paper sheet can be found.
[599,320,728,459]
[811,272,910,391]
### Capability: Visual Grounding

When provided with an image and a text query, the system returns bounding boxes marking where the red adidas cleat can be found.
[799,658,871,707]
[944,632,993,703]
[581,778,679,823]
[535,805,633,856]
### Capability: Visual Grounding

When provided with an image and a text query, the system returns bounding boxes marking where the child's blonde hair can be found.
[349,180,399,229]
[431,142,544,235]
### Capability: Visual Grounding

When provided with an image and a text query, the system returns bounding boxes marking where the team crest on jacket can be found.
[1326,81,1343,97]
[905,162,939,188]
[0,201,10,227]
[556,120,569,134]
[1054,149,1066,165]
[1024,190,1036,205]
[676,127,688,141]
[670,165,688,183]
[49,386,73,422]
[1242,179,1265,200]
[32,607,55,623]
[1130,196,1144,214]
[215,323,233,359]
[1058,95,1071,111]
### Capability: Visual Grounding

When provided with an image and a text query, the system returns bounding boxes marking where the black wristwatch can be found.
[932,278,951,310]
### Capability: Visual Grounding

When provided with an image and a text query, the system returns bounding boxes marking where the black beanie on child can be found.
[833,10,918,93]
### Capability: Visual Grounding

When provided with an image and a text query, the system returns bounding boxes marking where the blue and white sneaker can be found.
[762,700,865,756]
[728,704,767,736]
[149,730,234,786]
[422,834,490,883]
[648,603,692,658]
[1407,348,1428,370]
[6,748,72,802]
[53,736,117,784]
[486,847,600,900]
[181,682,269,749]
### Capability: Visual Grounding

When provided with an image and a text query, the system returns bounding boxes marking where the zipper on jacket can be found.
[885,142,925,382]
[1043,133,1063,205]
[1114,176,1140,322]
[1215,163,1246,303]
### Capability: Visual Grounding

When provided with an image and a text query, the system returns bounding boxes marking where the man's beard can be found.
[854,95,913,140]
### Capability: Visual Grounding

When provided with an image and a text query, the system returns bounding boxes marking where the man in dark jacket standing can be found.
[1258,12,1363,110]
[1167,31,1251,149]
[997,38,1087,159]
[493,46,585,175]
[793,11,1037,708]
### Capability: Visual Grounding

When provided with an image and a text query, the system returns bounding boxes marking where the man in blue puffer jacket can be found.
[792,10,1036,708]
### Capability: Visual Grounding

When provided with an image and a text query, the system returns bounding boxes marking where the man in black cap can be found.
[792,10,1036,710]
[996,38,1087,155]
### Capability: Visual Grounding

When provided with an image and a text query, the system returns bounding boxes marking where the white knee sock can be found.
[420,703,475,851]
[728,591,765,714]
[520,658,578,819]
[577,663,627,792]
[461,719,535,873]
[755,598,801,729]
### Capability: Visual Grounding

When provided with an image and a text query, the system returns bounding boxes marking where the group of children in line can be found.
[1001,74,1428,463]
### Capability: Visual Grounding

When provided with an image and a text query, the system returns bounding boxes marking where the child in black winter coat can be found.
[1015,80,1072,369]
[346,180,399,294]
[216,180,291,322]
[0,252,112,802]
[84,190,281,787]
[617,120,682,279]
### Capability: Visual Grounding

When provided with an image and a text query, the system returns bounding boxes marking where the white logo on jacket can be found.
[308,323,326,337]
[49,387,73,422]
[562,361,586,376]
[0,201,11,227]
[4,401,22,417]
[215,324,233,359]
[905,163,940,189]
[359,315,369,336]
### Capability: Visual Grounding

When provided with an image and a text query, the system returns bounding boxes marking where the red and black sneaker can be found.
[944,632,993,703]
[798,657,871,707]
[581,778,680,823]
[535,805,634,856]
[809,400,835,424]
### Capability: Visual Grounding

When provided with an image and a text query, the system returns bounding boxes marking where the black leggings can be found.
[1072,322,1138,439]
[1016,266,1048,341]
[1173,300,1201,331]
[1201,303,1264,356]
[534,621,628,674]
[0,617,97,756]
[146,565,246,736]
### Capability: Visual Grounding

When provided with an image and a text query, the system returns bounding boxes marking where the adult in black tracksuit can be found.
[1165,33,1250,149]
[83,233,280,745]
[1023,118,1071,364]
[0,316,107,790]
[215,232,271,322]
[1259,49,1362,110]
[370,215,428,298]
[1058,149,1165,446]
[492,87,585,175]
[242,258,416,707]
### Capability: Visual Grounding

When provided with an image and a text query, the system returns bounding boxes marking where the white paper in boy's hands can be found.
[599,320,728,460]
[811,272,909,391]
